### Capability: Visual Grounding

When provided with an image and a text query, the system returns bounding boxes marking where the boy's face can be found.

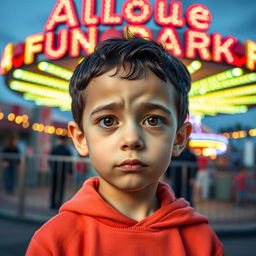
[69,67,191,192]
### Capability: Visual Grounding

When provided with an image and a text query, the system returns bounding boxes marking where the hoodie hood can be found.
[60,177,208,230]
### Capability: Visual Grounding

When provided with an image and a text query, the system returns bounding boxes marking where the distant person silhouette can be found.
[2,136,20,195]
[49,136,72,209]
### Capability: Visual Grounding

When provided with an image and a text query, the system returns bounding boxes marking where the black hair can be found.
[69,36,191,131]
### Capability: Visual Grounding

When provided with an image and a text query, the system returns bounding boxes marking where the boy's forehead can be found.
[82,68,178,118]
[85,68,175,99]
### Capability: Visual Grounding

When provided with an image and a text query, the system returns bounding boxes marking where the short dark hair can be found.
[69,36,191,131]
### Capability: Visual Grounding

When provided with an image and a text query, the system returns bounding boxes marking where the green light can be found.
[23,93,71,110]
[190,84,256,102]
[223,96,256,105]
[232,68,243,76]
[190,104,248,115]
[38,62,49,70]
[190,72,256,96]
[190,68,244,96]
[10,80,69,100]
[187,61,202,74]
[14,69,23,78]
[13,69,69,91]
[190,95,256,108]
[35,98,70,107]
[37,62,73,81]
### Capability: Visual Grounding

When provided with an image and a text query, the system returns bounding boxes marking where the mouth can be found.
[116,159,147,171]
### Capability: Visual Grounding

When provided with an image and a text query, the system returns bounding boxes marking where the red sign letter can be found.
[101,0,122,25]
[155,0,184,27]
[212,33,236,64]
[81,0,100,25]
[69,27,98,57]
[185,29,211,60]
[123,0,152,24]
[186,4,211,30]
[24,33,45,65]
[44,0,79,32]
[156,27,183,57]
[45,29,69,60]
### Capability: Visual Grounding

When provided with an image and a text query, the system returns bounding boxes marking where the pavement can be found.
[0,216,256,256]
[0,217,41,256]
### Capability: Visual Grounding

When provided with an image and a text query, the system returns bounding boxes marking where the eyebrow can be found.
[89,102,172,117]
[90,102,124,116]
[140,102,172,116]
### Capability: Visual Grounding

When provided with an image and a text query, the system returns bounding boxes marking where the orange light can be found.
[232,131,239,139]
[38,124,45,132]
[238,130,247,138]
[24,33,45,65]
[210,154,217,160]
[61,128,68,136]
[48,126,56,134]
[155,0,185,27]
[246,40,256,71]
[56,128,63,135]
[0,112,4,120]
[32,123,39,131]
[124,25,152,39]
[249,129,256,137]
[194,148,201,156]
[22,121,30,129]
[0,43,14,75]
[7,113,15,122]
[15,115,23,124]
[223,132,230,139]
[22,114,29,122]
[44,0,79,31]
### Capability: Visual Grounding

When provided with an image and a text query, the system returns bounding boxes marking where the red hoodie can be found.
[26,177,224,256]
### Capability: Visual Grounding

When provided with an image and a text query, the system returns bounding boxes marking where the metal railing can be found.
[0,153,255,231]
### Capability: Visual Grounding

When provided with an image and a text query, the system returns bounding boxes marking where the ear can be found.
[172,122,192,157]
[68,121,89,156]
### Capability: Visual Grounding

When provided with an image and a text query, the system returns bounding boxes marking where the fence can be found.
[0,153,256,231]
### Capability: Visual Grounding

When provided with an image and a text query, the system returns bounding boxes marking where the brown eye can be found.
[99,116,117,128]
[144,116,162,127]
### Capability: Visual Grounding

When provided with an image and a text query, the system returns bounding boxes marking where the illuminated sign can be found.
[1,0,256,74]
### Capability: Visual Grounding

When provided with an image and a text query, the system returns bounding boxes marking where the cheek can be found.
[86,132,116,168]
[147,132,174,160]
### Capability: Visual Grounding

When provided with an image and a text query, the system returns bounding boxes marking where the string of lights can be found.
[0,111,68,136]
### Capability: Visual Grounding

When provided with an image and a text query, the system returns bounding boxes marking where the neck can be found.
[98,179,160,222]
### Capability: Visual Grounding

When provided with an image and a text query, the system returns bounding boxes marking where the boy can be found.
[26,36,224,255]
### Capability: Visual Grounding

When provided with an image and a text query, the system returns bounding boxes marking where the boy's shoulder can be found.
[33,211,83,246]
[180,222,224,254]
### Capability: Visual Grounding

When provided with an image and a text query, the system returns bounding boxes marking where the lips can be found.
[116,159,147,171]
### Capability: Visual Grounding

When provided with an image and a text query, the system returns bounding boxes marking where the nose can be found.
[120,123,145,151]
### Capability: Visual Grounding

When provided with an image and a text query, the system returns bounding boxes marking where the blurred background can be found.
[0,0,256,255]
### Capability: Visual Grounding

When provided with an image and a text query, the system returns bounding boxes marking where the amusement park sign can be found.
[1,0,256,74]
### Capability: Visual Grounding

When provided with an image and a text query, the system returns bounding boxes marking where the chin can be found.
[113,178,156,193]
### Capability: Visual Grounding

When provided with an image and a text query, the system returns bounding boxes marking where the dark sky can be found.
[0,0,256,130]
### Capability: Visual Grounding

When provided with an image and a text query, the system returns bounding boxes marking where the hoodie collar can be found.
[60,177,208,230]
